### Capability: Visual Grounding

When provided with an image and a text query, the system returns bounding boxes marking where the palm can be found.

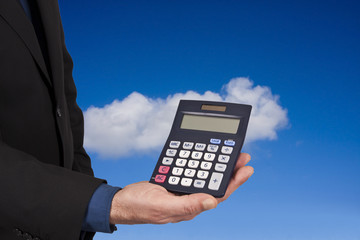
[110,153,253,224]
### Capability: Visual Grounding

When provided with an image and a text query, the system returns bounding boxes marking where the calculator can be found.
[149,100,251,198]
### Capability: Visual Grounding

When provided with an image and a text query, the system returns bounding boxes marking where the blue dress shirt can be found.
[19,0,32,20]
[82,184,121,233]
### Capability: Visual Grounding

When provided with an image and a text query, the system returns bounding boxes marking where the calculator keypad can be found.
[156,139,236,191]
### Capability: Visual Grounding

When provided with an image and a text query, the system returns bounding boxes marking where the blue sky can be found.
[58,1,359,239]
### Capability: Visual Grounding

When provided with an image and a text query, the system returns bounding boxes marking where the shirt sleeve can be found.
[82,183,121,233]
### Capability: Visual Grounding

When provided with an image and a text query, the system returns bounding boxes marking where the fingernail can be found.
[202,198,217,210]
[249,167,255,177]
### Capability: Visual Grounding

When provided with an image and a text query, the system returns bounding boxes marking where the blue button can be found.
[224,140,235,146]
[210,138,221,144]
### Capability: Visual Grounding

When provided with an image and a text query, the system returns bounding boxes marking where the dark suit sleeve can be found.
[60,21,94,177]
[0,140,104,240]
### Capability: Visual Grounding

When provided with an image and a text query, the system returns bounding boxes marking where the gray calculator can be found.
[150,100,251,197]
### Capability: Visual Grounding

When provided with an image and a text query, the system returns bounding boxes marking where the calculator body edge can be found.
[149,100,251,198]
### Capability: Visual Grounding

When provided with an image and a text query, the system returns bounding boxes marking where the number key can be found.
[197,170,209,179]
[184,169,196,177]
[168,176,180,185]
[188,160,199,168]
[172,167,183,176]
[179,150,190,158]
[191,151,203,159]
[176,158,187,167]
[204,153,215,161]
[200,162,212,170]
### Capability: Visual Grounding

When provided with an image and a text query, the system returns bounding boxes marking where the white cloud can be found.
[83,77,288,159]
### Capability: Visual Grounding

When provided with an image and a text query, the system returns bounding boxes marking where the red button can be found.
[158,166,170,174]
[155,175,166,183]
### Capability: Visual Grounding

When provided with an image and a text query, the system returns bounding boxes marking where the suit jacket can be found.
[0,1,105,239]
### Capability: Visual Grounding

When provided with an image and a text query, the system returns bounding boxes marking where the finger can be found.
[217,165,254,203]
[237,152,251,168]
[160,193,218,222]
[173,193,217,213]
[217,153,251,201]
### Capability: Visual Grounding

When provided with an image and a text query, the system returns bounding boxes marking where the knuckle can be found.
[183,204,198,216]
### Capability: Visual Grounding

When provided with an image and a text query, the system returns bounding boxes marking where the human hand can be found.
[109,152,254,225]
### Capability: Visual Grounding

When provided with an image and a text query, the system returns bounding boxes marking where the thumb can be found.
[201,196,218,210]
[171,193,218,216]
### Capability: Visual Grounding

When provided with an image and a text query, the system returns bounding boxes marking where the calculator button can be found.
[195,143,206,151]
[200,161,212,170]
[215,163,227,172]
[158,166,170,174]
[162,157,173,165]
[191,151,203,159]
[168,176,180,185]
[194,180,206,188]
[203,153,215,161]
[210,138,221,144]
[188,160,200,168]
[218,155,230,163]
[208,172,223,190]
[172,167,184,176]
[155,175,166,183]
[224,140,235,146]
[184,169,196,177]
[197,170,209,179]
[179,150,191,158]
[169,141,181,148]
[166,149,177,157]
[221,146,233,154]
[176,158,187,167]
[207,144,219,152]
[183,142,194,149]
[181,178,193,187]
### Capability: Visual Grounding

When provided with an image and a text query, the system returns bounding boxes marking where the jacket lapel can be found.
[37,0,64,98]
[0,0,51,84]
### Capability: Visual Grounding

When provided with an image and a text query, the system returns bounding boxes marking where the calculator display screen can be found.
[180,114,240,134]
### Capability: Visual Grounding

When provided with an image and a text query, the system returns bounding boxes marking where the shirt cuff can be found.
[82,183,121,233]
